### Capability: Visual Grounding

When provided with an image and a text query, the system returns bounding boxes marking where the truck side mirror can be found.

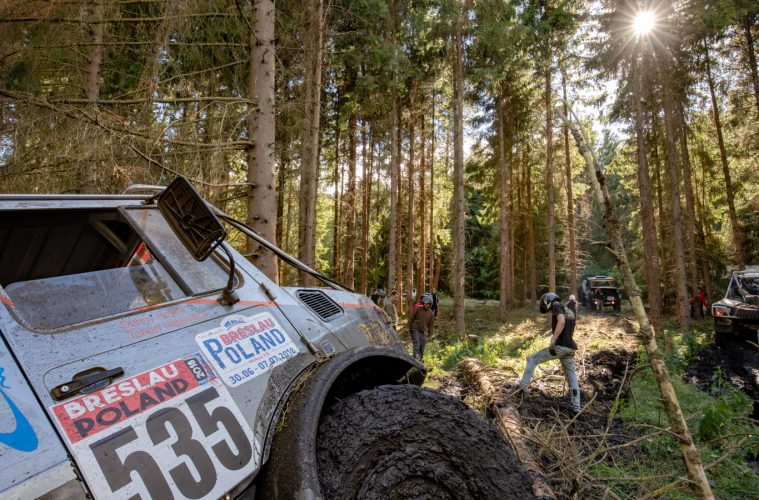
[157,176,227,261]
[157,176,239,306]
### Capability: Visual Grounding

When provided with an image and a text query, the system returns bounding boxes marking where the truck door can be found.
[0,334,79,498]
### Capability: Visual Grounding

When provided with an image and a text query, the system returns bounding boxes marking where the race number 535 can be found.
[88,386,256,499]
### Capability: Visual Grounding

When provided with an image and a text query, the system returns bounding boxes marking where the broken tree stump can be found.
[456,358,556,500]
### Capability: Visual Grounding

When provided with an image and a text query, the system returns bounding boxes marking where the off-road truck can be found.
[580,275,621,312]
[0,178,531,499]
[712,266,759,346]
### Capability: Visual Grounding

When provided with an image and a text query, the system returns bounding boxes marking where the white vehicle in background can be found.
[0,177,530,499]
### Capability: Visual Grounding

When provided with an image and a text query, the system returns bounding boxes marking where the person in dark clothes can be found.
[370,288,380,305]
[430,289,439,317]
[515,292,580,414]
[408,293,435,362]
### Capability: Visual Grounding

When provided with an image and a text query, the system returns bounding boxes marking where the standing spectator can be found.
[566,294,578,320]
[697,287,708,318]
[408,293,435,362]
[430,289,439,317]
[514,292,580,414]
[383,290,399,330]
[370,288,380,305]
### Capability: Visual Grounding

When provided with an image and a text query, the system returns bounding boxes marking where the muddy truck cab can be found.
[712,266,759,346]
[0,178,530,499]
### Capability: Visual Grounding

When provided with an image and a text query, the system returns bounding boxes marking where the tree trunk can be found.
[658,55,690,331]
[81,0,104,194]
[298,0,325,283]
[556,107,714,500]
[344,93,357,288]
[675,101,699,303]
[360,115,370,295]
[406,89,417,311]
[704,44,745,268]
[389,88,399,294]
[498,87,512,321]
[526,144,537,309]
[743,14,759,117]
[247,0,278,282]
[417,106,427,297]
[429,91,436,291]
[632,52,663,336]
[561,71,577,298]
[332,105,341,278]
[545,64,556,292]
[452,11,466,336]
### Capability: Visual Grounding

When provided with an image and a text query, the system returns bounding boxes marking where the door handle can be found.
[51,367,124,401]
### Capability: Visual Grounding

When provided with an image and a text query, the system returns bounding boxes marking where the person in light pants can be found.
[517,292,581,414]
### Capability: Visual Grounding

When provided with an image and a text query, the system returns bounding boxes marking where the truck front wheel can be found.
[316,384,533,499]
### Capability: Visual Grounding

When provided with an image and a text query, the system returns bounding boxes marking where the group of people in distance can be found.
[370,286,581,415]
[370,287,438,362]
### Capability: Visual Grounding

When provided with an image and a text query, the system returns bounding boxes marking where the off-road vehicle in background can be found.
[712,266,759,346]
[580,275,622,312]
[0,177,531,499]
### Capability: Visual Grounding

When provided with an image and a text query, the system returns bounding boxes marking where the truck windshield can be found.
[0,206,228,330]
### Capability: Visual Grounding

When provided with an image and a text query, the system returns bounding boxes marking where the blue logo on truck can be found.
[0,367,38,452]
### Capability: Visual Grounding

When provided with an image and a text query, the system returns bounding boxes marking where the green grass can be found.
[416,302,759,499]
[590,327,759,499]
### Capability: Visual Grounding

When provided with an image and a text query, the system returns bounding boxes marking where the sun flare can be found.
[633,11,656,36]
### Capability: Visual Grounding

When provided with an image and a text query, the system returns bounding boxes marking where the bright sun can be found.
[633,11,656,36]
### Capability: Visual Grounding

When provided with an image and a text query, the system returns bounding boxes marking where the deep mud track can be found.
[685,337,759,419]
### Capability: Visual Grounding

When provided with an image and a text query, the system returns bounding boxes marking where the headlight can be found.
[712,305,730,317]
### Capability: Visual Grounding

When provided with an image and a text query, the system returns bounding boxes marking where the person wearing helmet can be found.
[514,292,580,414]
[566,294,578,320]
[408,292,435,361]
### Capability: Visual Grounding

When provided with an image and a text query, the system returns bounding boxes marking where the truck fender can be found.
[258,346,424,499]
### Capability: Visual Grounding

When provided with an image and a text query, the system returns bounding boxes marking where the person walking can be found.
[514,292,580,414]
[566,294,578,320]
[383,290,399,330]
[408,293,435,362]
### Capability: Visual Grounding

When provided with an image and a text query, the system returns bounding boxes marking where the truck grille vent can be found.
[296,290,344,322]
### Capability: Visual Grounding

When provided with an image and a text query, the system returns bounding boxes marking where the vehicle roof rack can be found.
[123,184,166,195]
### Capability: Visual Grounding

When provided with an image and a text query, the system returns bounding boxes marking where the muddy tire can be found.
[734,303,759,321]
[316,384,533,499]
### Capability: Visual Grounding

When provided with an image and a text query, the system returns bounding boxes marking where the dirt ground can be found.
[435,307,759,497]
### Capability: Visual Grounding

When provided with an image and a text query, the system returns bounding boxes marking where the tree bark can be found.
[498,87,512,321]
[743,14,759,118]
[417,106,427,297]
[247,0,278,282]
[556,107,714,500]
[632,51,663,336]
[561,70,577,298]
[675,101,699,303]
[704,43,745,268]
[406,88,417,311]
[526,144,537,309]
[81,0,104,194]
[657,54,690,331]
[298,0,325,283]
[389,88,399,294]
[332,106,341,279]
[545,64,556,292]
[344,91,357,288]
[360,115,370,295]
[452,10,466,336]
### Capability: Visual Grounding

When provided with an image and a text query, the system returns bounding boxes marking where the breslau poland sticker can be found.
[195,312,299,387]
[50,354,259,499]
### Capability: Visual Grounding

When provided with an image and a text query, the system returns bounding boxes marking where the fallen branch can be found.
[456,358,556,499]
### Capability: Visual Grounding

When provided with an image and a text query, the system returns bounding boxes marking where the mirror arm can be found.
[217,242,240,306]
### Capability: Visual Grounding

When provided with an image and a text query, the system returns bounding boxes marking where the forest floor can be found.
[401,300,759,499]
